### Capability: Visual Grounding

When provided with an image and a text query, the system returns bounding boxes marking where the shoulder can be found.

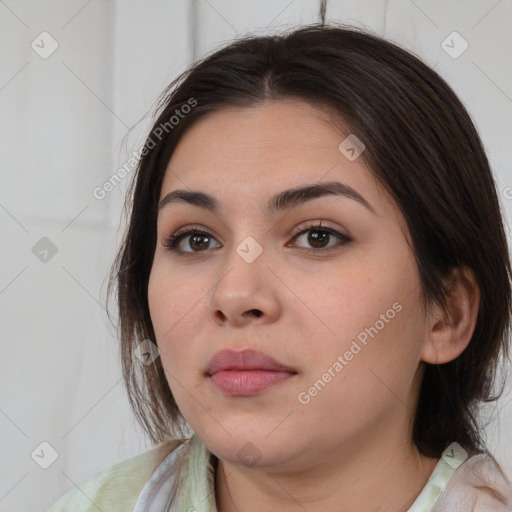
[47,438,184,512]
[434,451,512,511]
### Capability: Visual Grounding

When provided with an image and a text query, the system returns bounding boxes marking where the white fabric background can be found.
[0,1,510,511]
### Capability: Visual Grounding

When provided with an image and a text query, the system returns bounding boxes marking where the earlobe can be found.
[421,266,480,365]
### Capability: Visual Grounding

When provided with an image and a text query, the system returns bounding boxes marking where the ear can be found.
[421,266,480,365]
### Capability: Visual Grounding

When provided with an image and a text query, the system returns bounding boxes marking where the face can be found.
[148,98,430,471]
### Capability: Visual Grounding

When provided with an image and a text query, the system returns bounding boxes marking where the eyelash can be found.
[162,222,352,256]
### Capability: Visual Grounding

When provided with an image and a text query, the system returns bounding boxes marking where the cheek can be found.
[288,265,393,348]
[147,265,204,366]
[294,259,424,380]
[147,272,205,414]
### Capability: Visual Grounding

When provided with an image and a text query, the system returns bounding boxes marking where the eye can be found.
[163,226,222,254]
[289,223,351,252]
[162,222,351,256]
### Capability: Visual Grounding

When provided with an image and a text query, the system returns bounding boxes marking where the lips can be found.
[206,348,296,375]
[206,348,297,396]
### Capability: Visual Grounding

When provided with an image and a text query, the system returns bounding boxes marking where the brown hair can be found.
[108,23,511,458]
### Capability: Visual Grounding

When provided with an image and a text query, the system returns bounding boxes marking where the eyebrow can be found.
[158,181,376,216]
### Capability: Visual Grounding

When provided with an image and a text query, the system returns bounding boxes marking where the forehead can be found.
[160,98,396,220]
[169,99,343,159]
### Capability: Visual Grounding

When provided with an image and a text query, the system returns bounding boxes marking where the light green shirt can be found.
[48,435,512,511]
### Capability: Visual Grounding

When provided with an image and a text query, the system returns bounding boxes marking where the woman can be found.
[49,23,512,511]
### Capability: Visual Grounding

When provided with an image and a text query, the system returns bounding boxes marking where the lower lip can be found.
[210,370,295,396]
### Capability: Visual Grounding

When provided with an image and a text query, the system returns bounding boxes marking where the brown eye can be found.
[291,225,351,252]
[307,229,330,248]
[164,229,221,253]
[188,234,212,251]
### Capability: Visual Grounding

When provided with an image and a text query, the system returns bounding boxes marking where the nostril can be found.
[215,310,227,322]
[248,309,263,318]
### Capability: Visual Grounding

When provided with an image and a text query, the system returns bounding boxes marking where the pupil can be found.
[190,234,209,251]
[308,230,329,248]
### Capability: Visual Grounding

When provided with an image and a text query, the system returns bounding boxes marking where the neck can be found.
[214,426,439,512]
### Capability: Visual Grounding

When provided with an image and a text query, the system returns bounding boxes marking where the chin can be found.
[201,428,299,470]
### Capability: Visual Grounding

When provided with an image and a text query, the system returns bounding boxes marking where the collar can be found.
[178,433,218,512]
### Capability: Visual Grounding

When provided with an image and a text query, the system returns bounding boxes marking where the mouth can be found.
[207,348,297,396]
[209,369,297,396]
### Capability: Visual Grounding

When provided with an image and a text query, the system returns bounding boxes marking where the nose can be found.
[207,244,281,328]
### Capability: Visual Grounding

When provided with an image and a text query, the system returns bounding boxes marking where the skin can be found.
[147,98,480,511]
